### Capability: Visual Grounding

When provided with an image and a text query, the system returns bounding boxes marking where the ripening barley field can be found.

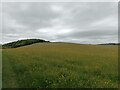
[2,43,118,88]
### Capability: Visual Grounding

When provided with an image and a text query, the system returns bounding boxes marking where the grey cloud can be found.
[63,3,117,29]
[2,2,118,44]
[69,29,117,38]
[3,3,61,30]
[53,29,117,43]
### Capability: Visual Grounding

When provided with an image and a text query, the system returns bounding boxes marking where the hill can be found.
[2,39,49,49]
[99,43,120,45]
[2,42,118,88]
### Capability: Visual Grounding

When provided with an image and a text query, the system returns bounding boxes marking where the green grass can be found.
[0,48,2,89]
[2,42,118,88]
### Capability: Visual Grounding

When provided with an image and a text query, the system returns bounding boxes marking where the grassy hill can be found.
[0,44,1,48]
[0,44,1,89]
[2,42,118,88]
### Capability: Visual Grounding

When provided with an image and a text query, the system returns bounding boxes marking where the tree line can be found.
[2,39,49,48]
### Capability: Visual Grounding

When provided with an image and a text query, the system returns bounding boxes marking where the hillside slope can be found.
[2,43,118,88]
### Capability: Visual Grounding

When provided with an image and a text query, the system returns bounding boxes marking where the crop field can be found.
[2,43,118,88]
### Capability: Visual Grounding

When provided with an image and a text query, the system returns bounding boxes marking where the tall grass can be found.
[2,43,118,88]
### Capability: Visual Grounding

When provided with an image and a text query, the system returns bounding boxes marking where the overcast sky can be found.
[1,2,118,44]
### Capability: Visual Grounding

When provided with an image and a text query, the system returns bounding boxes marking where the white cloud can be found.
[37,25,73,36]
[50,5,64,12]
[20,4,30,11]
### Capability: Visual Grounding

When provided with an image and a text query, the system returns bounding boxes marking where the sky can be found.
[1,2,118,44]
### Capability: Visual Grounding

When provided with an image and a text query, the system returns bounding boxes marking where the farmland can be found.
[2,42,118,88]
